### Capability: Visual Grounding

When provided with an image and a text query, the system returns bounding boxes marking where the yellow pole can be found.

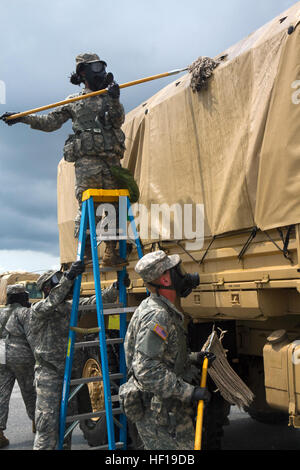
[194,357,209,450]
[5,67,189,121]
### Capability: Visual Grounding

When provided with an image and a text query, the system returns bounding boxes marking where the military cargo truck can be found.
[57,2,300,447]
[0,271,42,306]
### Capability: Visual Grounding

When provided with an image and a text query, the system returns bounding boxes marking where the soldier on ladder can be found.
[2,52,128,268]
[1,53,142,450]
[58,189,143,450]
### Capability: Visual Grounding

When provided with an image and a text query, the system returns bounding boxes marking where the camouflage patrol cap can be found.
[75,53,107,72]
[6,284,28,295]
[135,250,181,283]
[36,270,57,291]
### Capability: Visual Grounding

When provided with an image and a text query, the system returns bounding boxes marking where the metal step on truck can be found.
[56,2,300,448]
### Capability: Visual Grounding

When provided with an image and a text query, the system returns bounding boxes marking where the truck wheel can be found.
[246,408,288,425]
[79,333,120,447]
[79,353,108,447]
[243,356,288,425]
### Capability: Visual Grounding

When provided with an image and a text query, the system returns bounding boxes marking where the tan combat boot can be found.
[0,430,9,448]
[101,241,128,268]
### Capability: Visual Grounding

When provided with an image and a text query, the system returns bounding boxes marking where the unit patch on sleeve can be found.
[153,323,168,341]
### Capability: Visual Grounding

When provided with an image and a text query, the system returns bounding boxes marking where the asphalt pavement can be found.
[2,383,300,451]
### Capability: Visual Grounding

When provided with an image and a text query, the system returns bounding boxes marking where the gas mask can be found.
[50,271,64,287]
[7,292,30,308]
[148,263,200,298]
[42,271,63,297]
[84,61,107,91]
[70,60,114,91]
[169,263,200,298]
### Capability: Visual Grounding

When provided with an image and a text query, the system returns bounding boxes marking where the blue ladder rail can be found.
[58,189,143,450]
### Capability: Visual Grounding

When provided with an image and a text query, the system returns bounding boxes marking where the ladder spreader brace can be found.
[58,189,143,450]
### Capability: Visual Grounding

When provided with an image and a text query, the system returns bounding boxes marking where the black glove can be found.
[113,272,131,290]
[0,112,22,125]
[107,81,120,99]
[196,351,216,369]
[66,260,85,280]
[191,387,211,404]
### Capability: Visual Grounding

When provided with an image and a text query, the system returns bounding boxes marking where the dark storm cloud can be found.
[0,122,68,255]
[0,163,59,253]
[0,0,296,260]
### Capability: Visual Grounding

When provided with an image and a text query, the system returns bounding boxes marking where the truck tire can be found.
[242,356,288,425]
[79,352,108,446]
[79,333,119,447]
[246,407,288,425]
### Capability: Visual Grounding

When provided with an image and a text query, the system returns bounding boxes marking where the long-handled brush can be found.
[1,56,223,122]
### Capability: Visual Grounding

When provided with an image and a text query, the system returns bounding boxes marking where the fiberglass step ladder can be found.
[58,188,143,450]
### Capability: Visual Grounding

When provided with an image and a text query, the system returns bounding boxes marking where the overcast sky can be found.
[0,0,297,273]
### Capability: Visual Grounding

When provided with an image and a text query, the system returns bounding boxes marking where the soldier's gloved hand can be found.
[191,387,211,404]
[0,112,22,125]
[107,81,120,99]
[66,260,85,280]
[196,351,216,368]
[113,272,131,290]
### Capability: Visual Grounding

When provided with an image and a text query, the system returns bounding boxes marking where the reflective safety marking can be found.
[67,338,71,357]
[77,242,81,259]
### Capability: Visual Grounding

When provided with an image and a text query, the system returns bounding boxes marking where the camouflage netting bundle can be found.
[188,56,220,93]
[202,329,254,409]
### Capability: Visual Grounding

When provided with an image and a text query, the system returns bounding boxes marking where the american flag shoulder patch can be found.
[153,323,168,341]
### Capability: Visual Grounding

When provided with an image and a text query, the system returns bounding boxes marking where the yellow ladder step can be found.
[82,188,130,202]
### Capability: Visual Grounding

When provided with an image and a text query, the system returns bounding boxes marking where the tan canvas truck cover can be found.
[57,2,300,263]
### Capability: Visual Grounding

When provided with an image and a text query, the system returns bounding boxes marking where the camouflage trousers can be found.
[0,360,36,430]
[135,403,195,450]
[33,366,78,450]
[74,155,121,238]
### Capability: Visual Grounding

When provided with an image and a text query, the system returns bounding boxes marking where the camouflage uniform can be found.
[31,273,117,450]
[0,285,36,438]
[20,53,126,238]
[124,251,199,450]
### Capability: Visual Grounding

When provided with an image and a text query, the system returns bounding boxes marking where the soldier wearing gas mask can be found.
[0,284,36,448]
[30,261,119,450]
[2,53,127,267]
[121,251,214,450]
